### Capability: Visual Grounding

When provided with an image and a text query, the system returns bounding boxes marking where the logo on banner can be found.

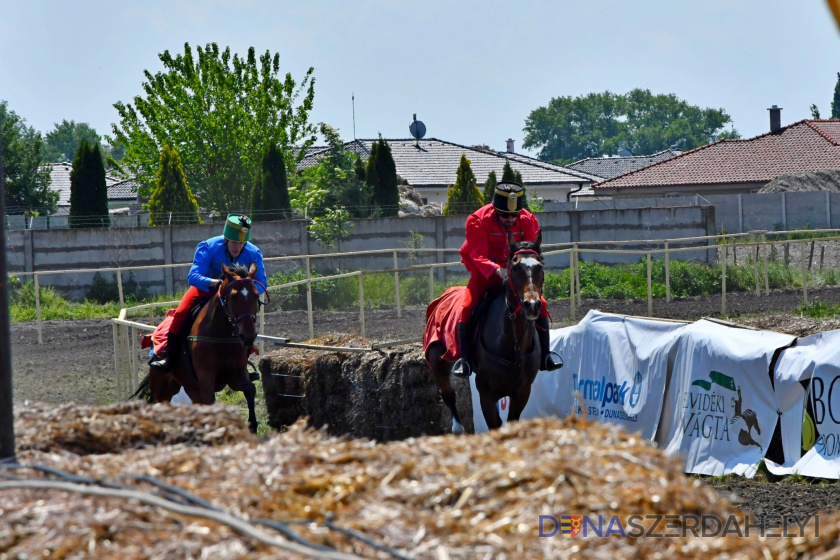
[560,516,582,537]
[682,372,762,448]
[571,371,643,421]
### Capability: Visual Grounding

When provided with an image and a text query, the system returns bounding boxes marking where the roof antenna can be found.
[352,93,356,140]
[409,113,426,148]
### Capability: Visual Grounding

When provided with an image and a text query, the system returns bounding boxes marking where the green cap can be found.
[223,213,251,242]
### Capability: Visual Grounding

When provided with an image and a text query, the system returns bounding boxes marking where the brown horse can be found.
[141,262,265,433]
[426,231,547,433]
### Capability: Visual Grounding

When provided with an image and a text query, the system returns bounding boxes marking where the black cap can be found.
[492,182,525,214]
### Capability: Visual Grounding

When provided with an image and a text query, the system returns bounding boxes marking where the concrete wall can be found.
[5,206,715,299]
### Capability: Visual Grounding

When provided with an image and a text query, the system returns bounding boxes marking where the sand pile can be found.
[4,402,837,559]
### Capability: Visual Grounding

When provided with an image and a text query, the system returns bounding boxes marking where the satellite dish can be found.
[409,114,426,140]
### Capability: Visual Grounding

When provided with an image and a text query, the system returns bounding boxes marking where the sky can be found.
[1,0,839,158]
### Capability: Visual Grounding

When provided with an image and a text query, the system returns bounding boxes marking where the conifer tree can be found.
[500,161,529,210]
[365,135,399,217]
[833,73,840,119]
[251,143,290,221]
[69,140,110,228]
[483,170,498,204]
[443,154,483,215]
[148,143,201,225]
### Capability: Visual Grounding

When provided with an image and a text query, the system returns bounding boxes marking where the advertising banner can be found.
[766,331,840,479]
[658,321,794,477]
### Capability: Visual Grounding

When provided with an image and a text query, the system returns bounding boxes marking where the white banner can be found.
[766,331,840,478]
[658,321,794,477]
[472,310,684,439]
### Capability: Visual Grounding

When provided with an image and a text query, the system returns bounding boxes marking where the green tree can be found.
[365,135,399,217]
[523,89,739,165]
[0,101,57,215]
[148,143,201,226]
[110,42,317,211]
[482,170,498,204]
[251,143,290,221]
[69,140,109,228]
[811,104,822,119]
[443,154,483,215]
[832,73,840,119]
[44,120,101,162]
[308,206,353,249]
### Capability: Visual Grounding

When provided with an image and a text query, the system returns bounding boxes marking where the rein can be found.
[506,249,541,318]
[218,278,269,336]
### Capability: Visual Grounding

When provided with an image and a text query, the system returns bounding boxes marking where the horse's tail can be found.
[129,374,152,403]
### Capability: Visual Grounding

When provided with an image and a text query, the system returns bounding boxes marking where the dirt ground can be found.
[11,288,840,526]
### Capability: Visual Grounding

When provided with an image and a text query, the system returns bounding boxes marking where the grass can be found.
[216,380,271,437]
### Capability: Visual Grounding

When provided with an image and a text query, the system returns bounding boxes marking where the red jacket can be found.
[459,204,541,279]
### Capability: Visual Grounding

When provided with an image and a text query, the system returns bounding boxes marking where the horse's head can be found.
[506,229,544,321]
[220,262,262,347]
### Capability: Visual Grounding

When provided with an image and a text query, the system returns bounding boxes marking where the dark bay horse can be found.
[427,231,546,433]
[141,263,265,433]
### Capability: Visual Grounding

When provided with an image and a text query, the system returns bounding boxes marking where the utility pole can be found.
[0,120,15,461]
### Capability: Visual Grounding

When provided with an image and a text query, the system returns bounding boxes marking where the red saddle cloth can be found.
[140,309,258,356]
[423,286,467,362]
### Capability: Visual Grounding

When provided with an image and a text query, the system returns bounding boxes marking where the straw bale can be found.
[6,406,831,559]
[261,335,473,440]
[14,400,253,455]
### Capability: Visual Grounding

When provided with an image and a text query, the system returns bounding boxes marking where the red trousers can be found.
[460,272,549,323]
[169,286,213,336]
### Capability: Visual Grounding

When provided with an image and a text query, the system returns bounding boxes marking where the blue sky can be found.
[1,0,838,156]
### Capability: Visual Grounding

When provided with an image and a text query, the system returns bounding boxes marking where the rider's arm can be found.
[465,213,500,279]
[252,246,267,294]
[188,240,216,292]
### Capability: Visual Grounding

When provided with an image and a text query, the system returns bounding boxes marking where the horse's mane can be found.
[222,263,251,278]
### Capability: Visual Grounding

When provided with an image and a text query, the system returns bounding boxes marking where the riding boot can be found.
[150,333,183,371]
[536,316,563,372]
[451,322,473,378]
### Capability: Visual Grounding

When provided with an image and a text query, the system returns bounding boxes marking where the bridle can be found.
[505,249,542,319]
[218,278,270,336]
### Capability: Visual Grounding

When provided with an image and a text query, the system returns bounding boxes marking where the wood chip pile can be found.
[732,314,840,337]
[260,334,473,441]
[4,403,838,559]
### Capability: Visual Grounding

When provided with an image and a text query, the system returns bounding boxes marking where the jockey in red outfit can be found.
[149,213,267,370]
[451,182,563,377]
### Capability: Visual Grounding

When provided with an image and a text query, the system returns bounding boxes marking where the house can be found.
[566,148,682,181]
[45,162,135,214]
[595,108,840,198]
[299,138,600,205]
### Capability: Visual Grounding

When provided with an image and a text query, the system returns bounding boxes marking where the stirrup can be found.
[543,351,564,372]
[451,358,472,378]
[149,354,168,370]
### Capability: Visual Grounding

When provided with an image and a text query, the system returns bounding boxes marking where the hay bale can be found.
[262,338,473,440]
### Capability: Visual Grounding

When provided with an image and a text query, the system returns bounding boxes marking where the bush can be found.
[85,271,148,304]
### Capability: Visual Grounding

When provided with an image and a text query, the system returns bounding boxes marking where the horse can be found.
[137,262,266,433]
[426,230,546,433]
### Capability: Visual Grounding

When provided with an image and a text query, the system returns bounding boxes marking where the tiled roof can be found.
[107,178,141,200]
[567,149,681,180]
[596,120,840,190]
[298,139,370,169]
[298,138,593,187]
[45,162,121,206]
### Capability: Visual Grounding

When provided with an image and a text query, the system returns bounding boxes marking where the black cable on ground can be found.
[324,520,417,560]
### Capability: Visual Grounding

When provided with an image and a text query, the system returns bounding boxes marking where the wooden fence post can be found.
[359,273,365,338]
[762,232,769,295]
[574,243,581,306]
[429,266,434,302]
[569,249,576,321]
[34,272,43,344]
[664,241,671,303]
[394,250,401,318]
[305,256,314,340]
[721,246,727,315]
[646,252,653,316]
[801,240,808,304]
[116,268,125,309]
[753,243,760,296]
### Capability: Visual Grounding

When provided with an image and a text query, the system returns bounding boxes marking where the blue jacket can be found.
[188,235,267,293]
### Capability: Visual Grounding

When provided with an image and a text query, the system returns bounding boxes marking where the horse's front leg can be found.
[228,372,258,434]
[479,391,503,430]
[506,380,533,422]
[427,343,464,434]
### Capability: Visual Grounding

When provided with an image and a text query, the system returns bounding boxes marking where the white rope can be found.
[0,480,366,560]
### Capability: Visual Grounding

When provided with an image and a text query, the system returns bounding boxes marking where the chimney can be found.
[768,105,782,133]
[506,138,515,153]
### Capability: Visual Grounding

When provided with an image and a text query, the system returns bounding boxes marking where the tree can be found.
[443,154,483,215]
[523,89,739,165]
[148,143,201,226]
[44,120,101,163]
[69,140,109,228]
[832,73,840,119]
[482,170,498,204]
[811,104,822,119]
[251,143,290,221]
[110,42,317,211]
[365,135,399,217]
[0,101,57,215]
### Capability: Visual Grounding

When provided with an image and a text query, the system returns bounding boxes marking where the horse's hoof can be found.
[452,419,465,435]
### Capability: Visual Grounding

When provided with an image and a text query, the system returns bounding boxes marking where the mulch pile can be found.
[3,403,839,559]
[731,314,840,337]
[260,334,473,441]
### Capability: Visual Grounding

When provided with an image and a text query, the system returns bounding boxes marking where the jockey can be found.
[451,182,563,377]
[149,213,267,369]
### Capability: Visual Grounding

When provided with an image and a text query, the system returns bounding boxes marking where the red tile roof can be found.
[595,120,840,190]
